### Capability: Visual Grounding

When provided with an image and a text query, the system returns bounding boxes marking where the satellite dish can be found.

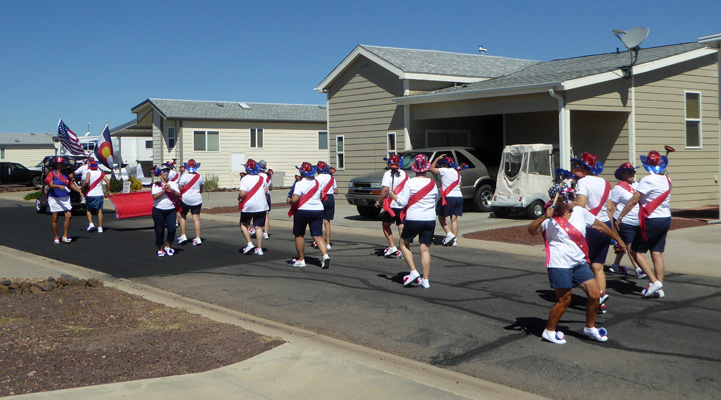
[614,27,649,50]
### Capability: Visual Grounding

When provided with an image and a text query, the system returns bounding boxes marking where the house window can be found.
[318,131,328,150]
[193,130,220,152]
[0,148,4,159]
[167,127,176,150]
[250,128,264,149]
[336,135,345,170]
[685,92,702,148]
[387,132,396,156]
[145,140,153,149]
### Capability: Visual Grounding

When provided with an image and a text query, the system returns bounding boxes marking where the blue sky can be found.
[1,0,719,134]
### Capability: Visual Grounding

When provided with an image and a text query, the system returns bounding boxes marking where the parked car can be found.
[0,162,43,186]
[346,147,498,218]
[35,156,88,214]
[491,144,555,219]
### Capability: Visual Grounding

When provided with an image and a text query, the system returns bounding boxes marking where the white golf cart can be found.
[491,144,554,219]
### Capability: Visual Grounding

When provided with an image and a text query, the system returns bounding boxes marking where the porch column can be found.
[549,89,571,170]
[403,80,411,150]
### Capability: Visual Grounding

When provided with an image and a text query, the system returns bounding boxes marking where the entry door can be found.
[425,130,471,147]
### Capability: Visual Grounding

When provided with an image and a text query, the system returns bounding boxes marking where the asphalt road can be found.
[2,197,720,400]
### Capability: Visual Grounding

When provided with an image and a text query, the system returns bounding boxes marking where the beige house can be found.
[130,99,328,188]
[317,40,720,209]
[0,133,56,167]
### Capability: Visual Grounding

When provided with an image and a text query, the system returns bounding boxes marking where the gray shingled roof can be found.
[0,132,55,146]
[359,45,538,79]
[422,43,706,96]
[133,99,327,122]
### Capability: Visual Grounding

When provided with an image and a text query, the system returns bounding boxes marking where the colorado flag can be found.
[94,123,114,169]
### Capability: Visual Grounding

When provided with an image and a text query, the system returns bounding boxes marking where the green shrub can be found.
[24,191,41,201]
[109,179,124,193]
[203,174,219,192]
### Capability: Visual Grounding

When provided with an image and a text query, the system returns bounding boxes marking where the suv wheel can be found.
[526,200,545,219]
[473,184,494,212]
[357,205,381,219]
[31,176,42,187]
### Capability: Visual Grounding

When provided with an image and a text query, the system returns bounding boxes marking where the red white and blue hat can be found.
[316,161,330,174]
[258,159,268,171]
[296,162,317,178]
[438,156,469,171]
[89,161,99,170]
[571,152,603,176]
[161,161,175,170]
[184,159,200,173]
[243,159,262,175]
[53,157,69,165]
[640,150,668,174]
[614,162,638,180]
[383,154,404,170]
[410,154,431,173]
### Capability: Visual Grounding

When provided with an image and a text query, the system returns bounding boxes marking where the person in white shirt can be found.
[430,154,467,247]
[375,154,408,258]
[74,157,93,185]
[528,183,623,344]
[81,161,110,233]
[607,162,646,280]
[388,154,438,289]
[258,160,272,240]
[238,159,269,255]
[289,162,330,269]
[177,159,205,246]
[572,152,612,312]
[619,150,672,298]
[151,163,181,257]
[313,161,338,251]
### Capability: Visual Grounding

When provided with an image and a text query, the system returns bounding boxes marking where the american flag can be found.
[57,119,85,155]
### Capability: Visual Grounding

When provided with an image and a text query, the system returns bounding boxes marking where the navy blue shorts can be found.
[266,193,272,211]
[587,220,612,264]
[293,209,324,237]
[240,211,266,228]
[401,220,435,245]
[438,196,463,217]
[548,262,595,289]
[322,194,335,221]
[634,217,671,253]
[86,195,103,211]
[382,207,404,225]
[616,222,639,248]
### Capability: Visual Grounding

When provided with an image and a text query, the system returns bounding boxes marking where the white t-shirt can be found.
[293,178,324,211]
[179,173,205,206]
[438,168,462,198]
[85,170,106,197]
[395,176,438,221]
[75,164,90,183]
[575,175,611,223]
[541,206,597,269]
[239,175,269,212]
[609,181,639,226]
[636,174,672,219]
[168,170,179,183]
[259,172,272,191]
[151,181,180,210]
[315,173,337,196]
[381,169,408,208]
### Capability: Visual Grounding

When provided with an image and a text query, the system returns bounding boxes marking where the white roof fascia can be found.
[403,73,487,83]
[698,33,721,47]
[393,82,562,105]
[316,47,405,92]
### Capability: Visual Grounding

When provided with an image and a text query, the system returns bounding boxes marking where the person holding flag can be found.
[430,154,468,247]
[82,161,110,233]
[375,154,408,258]
[312,161,338,250]
[387,154,438,289]
[289,162,330,269]
[47,157,85,244]
[177,159,205,246]
[238,159,269,255]
[151,163,181,257]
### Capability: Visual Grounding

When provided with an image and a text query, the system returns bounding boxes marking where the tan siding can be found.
[2,146,54,166]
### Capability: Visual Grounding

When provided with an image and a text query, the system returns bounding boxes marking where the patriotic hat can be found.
[89,162,99,170]
[640,150,668,174]
[184,159,200,173]
[410,154,431,173]
[329,166,336,175]
[383,154,404,170]
[258,160,268,171]
[296,162,317,178]
[243,159,262,175]
[547,182,576,209]
[614,162,638,180]
[53,157,69,165]
[571,152,603,176]
[151,165,163,176]
[161,161,175,170]
[438,156,469,171]
[316,161,330,174]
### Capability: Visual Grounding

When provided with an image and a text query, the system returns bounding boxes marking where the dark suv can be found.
[35,156,88,214]
[0,162,43,186]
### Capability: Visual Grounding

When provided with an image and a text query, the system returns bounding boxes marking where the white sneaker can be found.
[263,233,269,240]
[293,259,306,268]
[86,223,95,232]
[419,279,430,289]
[403,270,421,286]
[242,243,255,254]
[442,234,456,246]
[451,238,458,247]
[654,289,665,298]
[249,227,256,238]
[326,243,332,251]
[583,327,608,342]
[164,247,175,256]
[157,250,165,257]
[642,281,663,297]
[62,236,72,244]
[254,248,263,256]
[97,227,103,233]
[599,291,609,305]
[177,235,188,244]
[192,237,202,246]
[635,268,647,279]
[383,247,398,257]
[542,329,567,344]
[322,254,330,269]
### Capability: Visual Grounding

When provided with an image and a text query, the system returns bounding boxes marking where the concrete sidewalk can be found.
[0,246,545,400]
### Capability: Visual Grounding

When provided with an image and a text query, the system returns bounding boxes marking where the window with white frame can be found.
[167,127,176,150]
[685,91,702,148]
[250,128,263,148]
[145,140,153,149]
[318,131,328,150]
[387,132,396,156]
[336,135,345,170]
[193,130,220,151]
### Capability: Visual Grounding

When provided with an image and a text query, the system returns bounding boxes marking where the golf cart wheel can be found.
[492,207,511,218]
[473,184,494,212]
[526,200,545,219]
[357,205,381,219]
[35,198,47,214]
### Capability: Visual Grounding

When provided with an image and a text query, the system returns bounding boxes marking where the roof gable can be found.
[0,132,55,146]
[131,99,327,123]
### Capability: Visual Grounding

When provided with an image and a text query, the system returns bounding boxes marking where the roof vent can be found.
[239,102,251,110]
[216,102,225,107]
